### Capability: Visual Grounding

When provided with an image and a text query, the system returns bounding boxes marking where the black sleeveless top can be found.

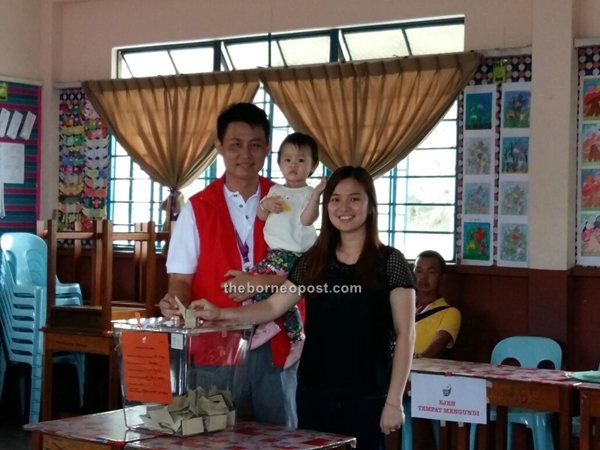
[288,245,416,395]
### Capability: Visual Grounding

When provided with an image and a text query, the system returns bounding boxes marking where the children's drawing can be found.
[582,77,600,121]
[503,90,531,128]
[499,223,528,262]
[464,183,491,215]
[581,213,600,257]
[462,222,491,261]
[501,137,529,174]
[464,136,493,175]
[465,92,493,130]
[581,123,600,165]
[500,181,528,216]
[581,168,600,210]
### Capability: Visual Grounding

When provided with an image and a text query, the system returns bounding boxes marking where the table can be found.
[411,358,580,450]
[24,410,356,450]
[577,381,600,450]
[24,409,156,450]
[125,422,356,449]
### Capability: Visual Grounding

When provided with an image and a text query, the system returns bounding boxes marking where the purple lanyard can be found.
[235,230,251,270]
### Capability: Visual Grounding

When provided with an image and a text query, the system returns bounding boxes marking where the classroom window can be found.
[111,18,463,260]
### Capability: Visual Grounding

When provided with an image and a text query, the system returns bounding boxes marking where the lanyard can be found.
[234,230,251,271]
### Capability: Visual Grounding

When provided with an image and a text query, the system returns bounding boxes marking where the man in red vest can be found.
[159,103,298,427]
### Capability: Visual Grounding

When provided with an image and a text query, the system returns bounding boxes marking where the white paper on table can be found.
[0,109,10,137]
[411,372,487,424]
[6,111,23,139]
[0,143,24,184]
[19,112,36,140]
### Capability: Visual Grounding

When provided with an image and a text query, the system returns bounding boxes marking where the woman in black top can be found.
[191,166,416,450]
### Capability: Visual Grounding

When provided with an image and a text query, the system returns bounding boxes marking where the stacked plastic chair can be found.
[0,232,84,424]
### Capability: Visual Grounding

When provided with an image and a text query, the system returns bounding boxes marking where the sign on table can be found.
[411,373,487,424]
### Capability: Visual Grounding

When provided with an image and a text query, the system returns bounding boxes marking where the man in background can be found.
[412,250,461,359]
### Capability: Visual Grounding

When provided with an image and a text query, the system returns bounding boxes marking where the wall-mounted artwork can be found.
[499,223,528,265]
[458,57,533,268]
[462,221,491,263]
[582,76,600,121]
[499,181,528,216]
[463,136,493,175]
[581,213,600,257]
[464,183,492,215]
[581,122,600,165]
[59,89,109,233]
[581,168,600,210]
[464,92,493,130]
[502,90,531,128]
[459,82,497,266]
[578,71,600,265]
[501,137,529,174]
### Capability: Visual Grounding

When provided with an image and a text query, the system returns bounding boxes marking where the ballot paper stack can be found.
[140,385,236,436]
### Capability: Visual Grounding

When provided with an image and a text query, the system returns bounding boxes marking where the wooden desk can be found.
[24,409,156,450]
[124,421,356,449]
[24,410,356,450]
[411,358,579,450]
[578,382,600,450]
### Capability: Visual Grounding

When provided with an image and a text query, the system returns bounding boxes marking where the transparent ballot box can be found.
[111,317,253,437]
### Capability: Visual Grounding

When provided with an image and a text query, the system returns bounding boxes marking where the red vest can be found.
[188,176,292,367]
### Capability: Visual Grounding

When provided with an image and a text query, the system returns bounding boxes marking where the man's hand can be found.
[189,299,222,321]
[221,269,255,302]
[260,196,284,214]
[159,293,182,318]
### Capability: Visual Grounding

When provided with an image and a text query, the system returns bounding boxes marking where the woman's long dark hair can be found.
[303,166,382,293]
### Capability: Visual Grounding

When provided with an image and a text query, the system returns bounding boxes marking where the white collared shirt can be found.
[166,185,260,274]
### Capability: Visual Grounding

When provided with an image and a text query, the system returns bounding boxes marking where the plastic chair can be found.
[0,236,85,424]
[0,260,84,423]
[469,336,562,450]
[402,395,440,449]
[571,363,600,438]
[0,233,82,303]
[0,327,6,402]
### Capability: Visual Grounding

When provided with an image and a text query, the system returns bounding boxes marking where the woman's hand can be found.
[159,293,182,318]
[380,402,404,435]
[189,299,222,321]
[260,196,284,213]
[221,269,255,302]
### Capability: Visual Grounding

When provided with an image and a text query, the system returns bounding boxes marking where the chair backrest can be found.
[0,233,47,287]
[491,336,562,370]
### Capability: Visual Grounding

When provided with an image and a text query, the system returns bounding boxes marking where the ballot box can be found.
[111,317,253,436]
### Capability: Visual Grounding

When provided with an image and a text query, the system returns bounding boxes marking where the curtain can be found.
[258,51,480,178]
[82,71,260,230]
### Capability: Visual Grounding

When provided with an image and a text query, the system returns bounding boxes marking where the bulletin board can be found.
[456,56,533,267]
[0,79,41,233]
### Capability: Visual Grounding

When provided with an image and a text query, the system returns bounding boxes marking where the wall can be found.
[0,0,41,80]
[55,0,533,82]
[578,0,600,38]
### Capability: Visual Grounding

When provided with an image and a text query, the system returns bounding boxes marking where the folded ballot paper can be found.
[174,296,198,328]
[140,385,236,436]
